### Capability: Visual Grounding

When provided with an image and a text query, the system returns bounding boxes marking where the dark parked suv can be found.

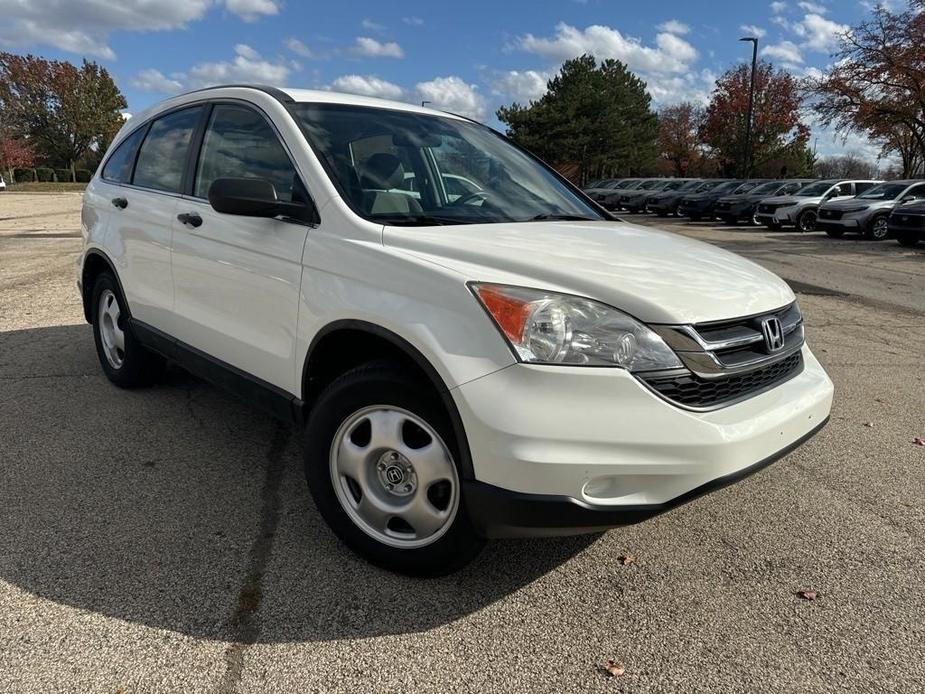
[677,180,747,220]
[889,201,925,247]
[715,179,813,226]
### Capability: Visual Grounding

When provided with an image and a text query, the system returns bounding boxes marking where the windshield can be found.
[856,183,907,200]
[292,103,602,225]
[677,179,702,191]
[797,181,836,196]
[710,181,741,194]
[637,180,662,190]
[694,180,726,192]
[732,180,764,194]
[751,180,787,195]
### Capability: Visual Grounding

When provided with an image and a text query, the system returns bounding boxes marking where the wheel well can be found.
[303,326,443,407]
[81,252,115,323]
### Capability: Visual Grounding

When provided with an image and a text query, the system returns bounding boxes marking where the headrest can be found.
[360,153,404,190]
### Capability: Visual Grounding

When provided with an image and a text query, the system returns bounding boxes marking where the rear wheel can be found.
[896,230,920,248]
[304,362,484,576]
[797,209,817,233]
[91,273,164,388]
[865,214,890,240]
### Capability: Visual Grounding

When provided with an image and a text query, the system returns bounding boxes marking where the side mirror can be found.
[208,177,315,222]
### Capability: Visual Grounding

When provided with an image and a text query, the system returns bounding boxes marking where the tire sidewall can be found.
[304,366,483,576]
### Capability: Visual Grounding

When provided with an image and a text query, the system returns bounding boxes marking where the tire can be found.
[766,221,782,231]
[797,209,817,233]
[896,230,920,248]
[865,214,890,241]
[825,229,845,238]
[304,361,485,576]
[91,272,164,388]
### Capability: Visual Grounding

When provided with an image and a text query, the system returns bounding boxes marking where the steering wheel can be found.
[449,190,491,206]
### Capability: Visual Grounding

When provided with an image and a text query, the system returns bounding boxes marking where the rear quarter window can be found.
[101,127,146,184]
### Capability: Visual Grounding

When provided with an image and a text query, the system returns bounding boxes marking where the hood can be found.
[760,194,823,206]
[718,193,765,204]
[819,197,870,211]
[385,221,794,325]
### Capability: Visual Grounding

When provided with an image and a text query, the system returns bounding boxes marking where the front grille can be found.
[819,208,843,220]
[641,352,803,408]
[645,303,805,409]
[757,203,781,214]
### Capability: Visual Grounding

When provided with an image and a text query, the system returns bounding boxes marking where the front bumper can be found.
[815,217,863,232]
[454,346,833,538]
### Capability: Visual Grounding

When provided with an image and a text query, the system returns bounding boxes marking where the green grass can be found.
[4,182,87,193]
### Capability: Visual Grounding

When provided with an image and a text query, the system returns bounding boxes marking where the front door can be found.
[170,102,312,393]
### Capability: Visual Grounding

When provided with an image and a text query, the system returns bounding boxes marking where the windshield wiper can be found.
[370,214,463,226]
[527,214,599,222]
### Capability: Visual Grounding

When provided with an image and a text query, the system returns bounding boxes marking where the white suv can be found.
[78,86,834,575]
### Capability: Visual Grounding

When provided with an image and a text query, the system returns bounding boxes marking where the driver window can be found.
[195,104,298,201]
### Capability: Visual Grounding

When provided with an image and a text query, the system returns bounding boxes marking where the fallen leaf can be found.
[797,590,818,601]
[875,398,887,404]
[618,554,635,566]
[863,422,874,428]
[602,660,625,678]
[914,437,925,447]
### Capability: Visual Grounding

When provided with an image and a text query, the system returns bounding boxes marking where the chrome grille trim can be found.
[640,303,806,407]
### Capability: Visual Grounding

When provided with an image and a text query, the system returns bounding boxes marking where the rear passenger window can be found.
[102,127,146,183]
[194,105,298,201]
[133,107,203,193]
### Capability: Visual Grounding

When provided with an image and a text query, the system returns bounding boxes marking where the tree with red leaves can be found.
[700,60,809,177]
[0,52,126,181]
[0,137,34,181]
[658,102,704,177]
[805,0,925,178]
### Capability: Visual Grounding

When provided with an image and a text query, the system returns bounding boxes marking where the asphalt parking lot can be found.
[1,193,924,693]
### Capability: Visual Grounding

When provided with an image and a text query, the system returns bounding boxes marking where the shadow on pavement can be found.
[0,324,595,644]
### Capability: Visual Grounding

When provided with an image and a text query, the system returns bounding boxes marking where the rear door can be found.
[170,101,313,392]
[100,106,204,330]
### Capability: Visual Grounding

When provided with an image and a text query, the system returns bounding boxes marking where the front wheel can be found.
[304,362,484,576]
[896,230,920,248]
[865,215,890,240]
[797,209,817,233]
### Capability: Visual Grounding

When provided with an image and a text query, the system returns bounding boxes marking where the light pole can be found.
[739,37,759,178]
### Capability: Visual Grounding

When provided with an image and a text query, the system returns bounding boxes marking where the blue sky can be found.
[0,0,899,157]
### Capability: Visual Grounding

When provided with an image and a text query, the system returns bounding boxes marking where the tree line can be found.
[498,0,924,184]
[0,52,125,183]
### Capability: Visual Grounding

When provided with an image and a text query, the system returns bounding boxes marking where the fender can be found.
[80,248,131,324]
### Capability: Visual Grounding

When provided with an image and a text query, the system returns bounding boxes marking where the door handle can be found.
[111,197,128,209]
[177,212,203,228]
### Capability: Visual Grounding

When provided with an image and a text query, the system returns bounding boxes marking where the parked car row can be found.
[583,176,925,247]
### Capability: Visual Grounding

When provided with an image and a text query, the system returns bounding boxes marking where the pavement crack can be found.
[215,422,291,694]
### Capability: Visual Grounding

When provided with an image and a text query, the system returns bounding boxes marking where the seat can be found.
[359,153,423,215]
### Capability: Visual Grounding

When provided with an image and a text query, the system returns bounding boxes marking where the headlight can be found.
[471,284,682,371]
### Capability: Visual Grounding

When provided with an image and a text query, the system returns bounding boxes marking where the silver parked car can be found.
[816,180,925,240]
[754,179,881,232]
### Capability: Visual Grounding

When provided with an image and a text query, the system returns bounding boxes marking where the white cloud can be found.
[223,0,279,22]
[361,18,386,33]
[491,70,551,103]
[657,20,690,35]
[794,13,848,53]
[771,1,788,12]
[402,16,424,26]
[185,44,290,88]
[517,22,698,74]
[761,40,804,64]
[329,74,404,100]
[416,76,487,120]
[130,68,184,94]
[739,24,767,38]
[285,38,313,58]
[0,0,211,59]
[797,1,826,13]
[353,36,405,58]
